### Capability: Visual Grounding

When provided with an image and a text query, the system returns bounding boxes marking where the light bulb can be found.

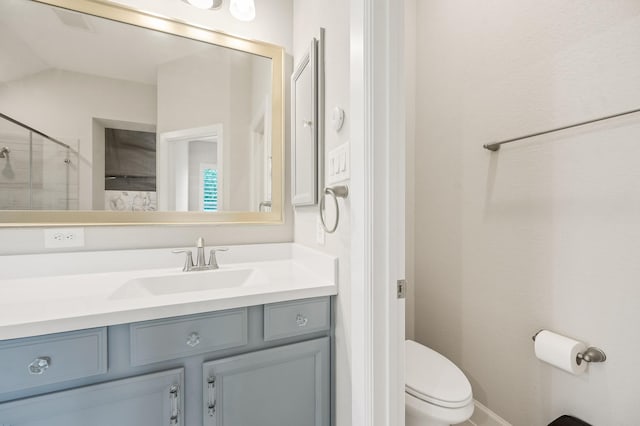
[183,0,222,10]
[186,0,214,9]
[229,0,255,21]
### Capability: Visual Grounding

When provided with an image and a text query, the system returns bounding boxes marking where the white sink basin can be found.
[0,243,338,340]
[112,268,262,298]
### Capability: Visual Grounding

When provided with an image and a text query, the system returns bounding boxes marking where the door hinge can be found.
[397,279,406,299]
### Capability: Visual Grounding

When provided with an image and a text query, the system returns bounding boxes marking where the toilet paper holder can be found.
[532,330,607,365]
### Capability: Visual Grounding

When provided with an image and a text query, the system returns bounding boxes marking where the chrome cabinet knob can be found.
[296,314,308,327]
[28,357,51,375]
[186,332,201,347]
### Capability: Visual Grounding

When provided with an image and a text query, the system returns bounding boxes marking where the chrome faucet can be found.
[173,238,228,272]
[195,237,206,269]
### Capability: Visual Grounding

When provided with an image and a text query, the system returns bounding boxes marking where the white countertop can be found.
[0,243,337,340]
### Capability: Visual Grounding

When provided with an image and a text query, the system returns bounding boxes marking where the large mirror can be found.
[0,0,284,226]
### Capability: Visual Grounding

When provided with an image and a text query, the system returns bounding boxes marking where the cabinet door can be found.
[0,368,184,426]
[202,337,329,426]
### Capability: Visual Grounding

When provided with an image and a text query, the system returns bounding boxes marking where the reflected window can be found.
[201,166,218,212]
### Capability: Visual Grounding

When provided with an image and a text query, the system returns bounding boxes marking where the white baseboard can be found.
[462,400,511,426]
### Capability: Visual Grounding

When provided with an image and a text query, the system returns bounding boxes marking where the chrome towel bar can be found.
[484,107,640,151]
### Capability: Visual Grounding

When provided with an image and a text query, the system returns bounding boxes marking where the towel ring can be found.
[319,185,349,233]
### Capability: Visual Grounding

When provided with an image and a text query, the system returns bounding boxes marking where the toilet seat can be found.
[405,340,473,409]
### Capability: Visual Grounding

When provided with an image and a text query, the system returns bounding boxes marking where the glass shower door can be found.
[0,113,79,210]
[0,116,30,210]
[30,134,79,210]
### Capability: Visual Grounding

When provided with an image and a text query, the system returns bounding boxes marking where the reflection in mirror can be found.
[104,128,157,211]
[0,0,274,214]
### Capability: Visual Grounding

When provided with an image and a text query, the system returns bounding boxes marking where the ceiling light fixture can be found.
[182,0,223,10]
[229,0,256,22]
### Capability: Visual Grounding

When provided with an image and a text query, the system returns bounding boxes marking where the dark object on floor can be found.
[549,415,592,426]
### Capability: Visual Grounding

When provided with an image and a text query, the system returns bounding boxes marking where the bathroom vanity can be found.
[0,243,336,426]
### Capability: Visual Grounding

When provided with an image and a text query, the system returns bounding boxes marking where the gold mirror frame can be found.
[0,0,284,227]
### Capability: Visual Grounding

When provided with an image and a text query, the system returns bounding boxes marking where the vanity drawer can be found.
[264,297,330,341]
[130,308,248,366]
[0,327,107,394]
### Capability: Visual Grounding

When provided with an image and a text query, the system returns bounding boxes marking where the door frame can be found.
[157,124,224,211]
[350,0,406,424]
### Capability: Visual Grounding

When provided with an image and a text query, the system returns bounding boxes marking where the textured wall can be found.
[412,1,640,424]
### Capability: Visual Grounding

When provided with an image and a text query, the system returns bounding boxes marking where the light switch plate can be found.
[327,142,350,184]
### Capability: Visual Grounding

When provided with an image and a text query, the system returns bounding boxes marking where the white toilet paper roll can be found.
[534,330,587,375]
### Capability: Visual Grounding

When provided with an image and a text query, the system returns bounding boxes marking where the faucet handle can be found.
[208,248,229,270]
[172,249,194,272]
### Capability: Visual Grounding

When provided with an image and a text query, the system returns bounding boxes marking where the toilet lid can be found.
[405,340,473,409]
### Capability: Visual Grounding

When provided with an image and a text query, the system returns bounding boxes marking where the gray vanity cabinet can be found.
[0,297,332,426]
[202,337,329,426]
[0,327,107,394]
[0,368,184,426]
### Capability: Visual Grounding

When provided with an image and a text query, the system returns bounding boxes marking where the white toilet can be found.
[405,340,474,426]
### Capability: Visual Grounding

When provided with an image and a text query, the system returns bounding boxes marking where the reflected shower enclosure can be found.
[0,113,78,210]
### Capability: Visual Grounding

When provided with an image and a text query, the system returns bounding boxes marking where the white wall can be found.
[249,56,273,210]
[292,1,351,425]
[404,0,416,341]
[157,49,231,135]
[412,1,640,424]
[0,0,294,254]
[251,56,272,120]
[228,52,253,211]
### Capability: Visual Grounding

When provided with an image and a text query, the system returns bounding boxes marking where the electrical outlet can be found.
[44,228,85,248]
[316,217,326,245]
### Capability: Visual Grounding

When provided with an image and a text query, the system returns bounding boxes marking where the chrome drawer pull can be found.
[28,357,51,375]
[207,376,216,417]
[296,314,308,327]
[169,385,180,425]
[186,332,201,347]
